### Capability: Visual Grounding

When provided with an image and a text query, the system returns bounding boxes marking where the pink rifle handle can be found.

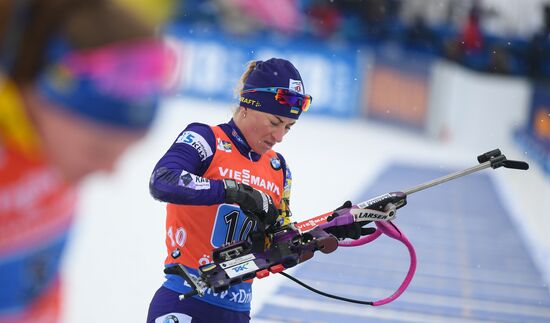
[338,221,417,306]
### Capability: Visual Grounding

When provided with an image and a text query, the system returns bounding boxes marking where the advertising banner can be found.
[363,46,433,131]
[166,24,365,118]
[515,82,550,175]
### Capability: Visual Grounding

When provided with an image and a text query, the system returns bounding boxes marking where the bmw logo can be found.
[171,249,181,259]
[270,157,281,170]
[164,314,179,323]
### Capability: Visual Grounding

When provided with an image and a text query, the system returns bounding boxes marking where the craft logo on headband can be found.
[38,38,176,129]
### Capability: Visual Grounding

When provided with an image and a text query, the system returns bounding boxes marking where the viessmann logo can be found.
[218,167,280,195]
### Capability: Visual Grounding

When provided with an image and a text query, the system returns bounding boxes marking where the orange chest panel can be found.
[164,126,284,268]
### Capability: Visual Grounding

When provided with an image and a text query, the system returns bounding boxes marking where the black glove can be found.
[223,179,279,228]
[325,201,376,240]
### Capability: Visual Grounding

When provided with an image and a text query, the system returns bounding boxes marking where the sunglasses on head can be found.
[241,87,312,112]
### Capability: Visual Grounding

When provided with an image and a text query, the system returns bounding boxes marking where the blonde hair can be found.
[233,60,257,116]
[234,60,257,98]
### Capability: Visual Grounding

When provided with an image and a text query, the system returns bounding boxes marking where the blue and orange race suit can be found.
[149,120,293,312]
[0,78,77,322]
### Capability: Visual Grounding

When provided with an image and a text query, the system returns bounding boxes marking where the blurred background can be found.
[61,0,550,322]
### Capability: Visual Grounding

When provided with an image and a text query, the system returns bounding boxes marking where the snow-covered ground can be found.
[60,97,536,322]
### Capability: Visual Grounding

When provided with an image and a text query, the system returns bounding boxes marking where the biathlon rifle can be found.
[165,149,529,305]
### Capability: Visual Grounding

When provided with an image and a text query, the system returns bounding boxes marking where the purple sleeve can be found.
[149,122,225,205]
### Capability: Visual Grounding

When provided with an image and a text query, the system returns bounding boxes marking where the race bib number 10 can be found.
[211,204,256,247]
